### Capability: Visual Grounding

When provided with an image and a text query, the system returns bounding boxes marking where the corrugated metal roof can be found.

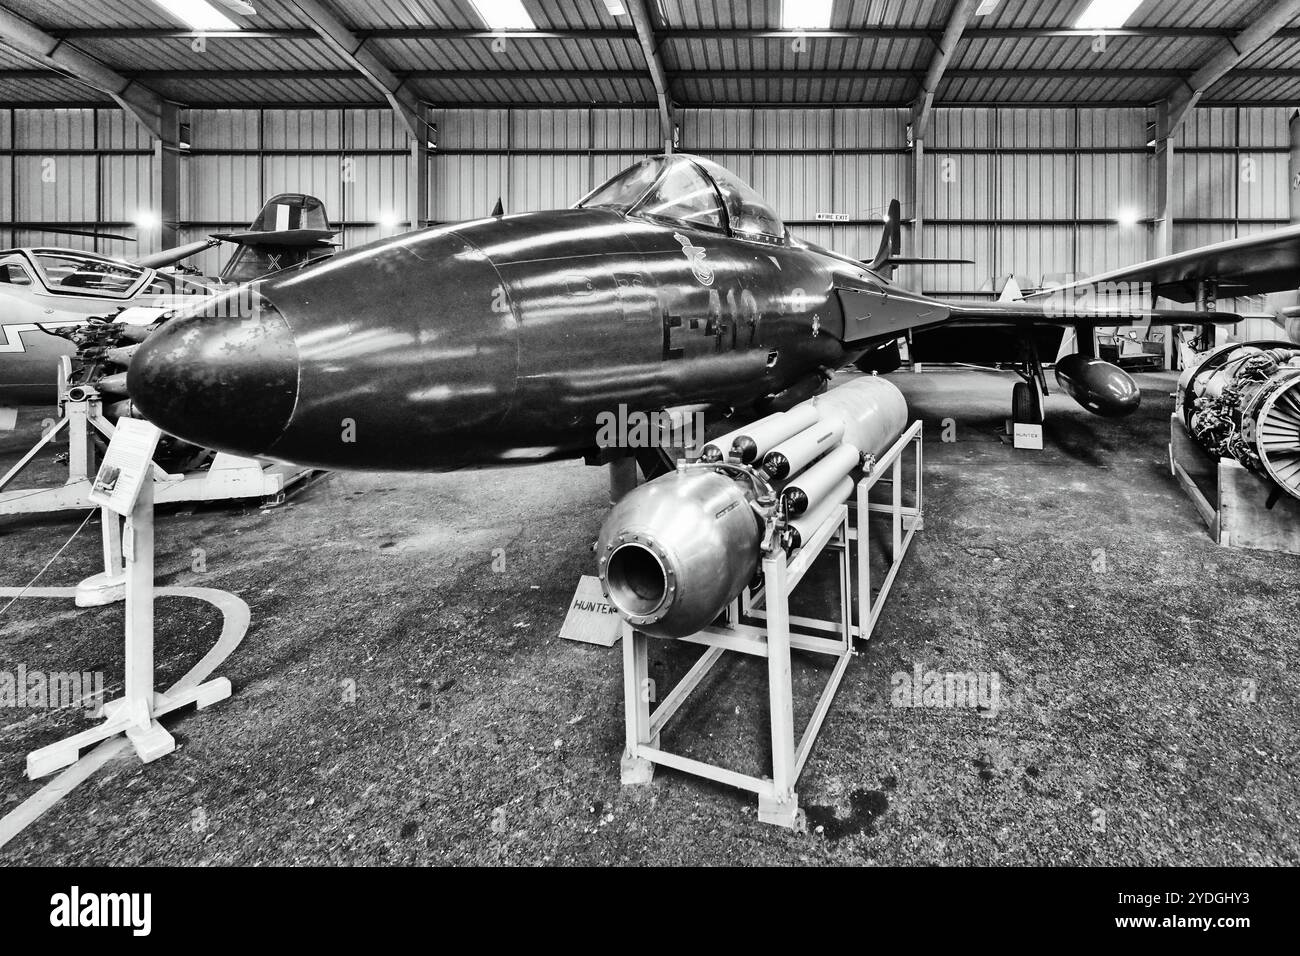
[664,36,929,71]
[1205,74,1300,102]
[676,76,917,106]
[0,0,175,30]
[371,37,643,72]
[0,76,105,102]
[416,75,652,105]
[80,37,347,73]
[1130,0,1266,29]
[148,76,383,105]
[0,0,1298,107]
[955,36,1222,72]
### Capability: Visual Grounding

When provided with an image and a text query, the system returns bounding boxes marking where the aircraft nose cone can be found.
[129,292,299,455]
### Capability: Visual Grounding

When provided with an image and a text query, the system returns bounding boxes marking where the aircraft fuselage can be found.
[134,208,886,470]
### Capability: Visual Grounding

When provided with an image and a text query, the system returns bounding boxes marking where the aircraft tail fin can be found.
[216,193,340,283]
[865,198,973,273]
[246,193,332,234]
[867,199,902,272]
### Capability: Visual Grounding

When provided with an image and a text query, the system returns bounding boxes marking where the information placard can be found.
[1013,423,1044,450]
[559,575,623,647]
[88,419,162,515]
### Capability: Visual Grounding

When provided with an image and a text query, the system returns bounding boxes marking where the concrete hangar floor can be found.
[0,367,1295,865]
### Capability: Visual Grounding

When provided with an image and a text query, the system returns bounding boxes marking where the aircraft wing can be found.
[1024,223,1300,303]
[836,285,1238,348]
[131,237,223,270]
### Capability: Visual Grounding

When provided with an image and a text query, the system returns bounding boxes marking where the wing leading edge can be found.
[836,286,1238,349]
[1024,223,1300,303]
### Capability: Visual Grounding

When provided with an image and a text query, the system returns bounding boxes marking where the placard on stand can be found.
[26,420,233,779]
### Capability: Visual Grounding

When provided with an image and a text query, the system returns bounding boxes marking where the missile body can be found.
[786,477,855,551]
[597,377,907,639]
[780,444,861,517]
[762,421,844,480]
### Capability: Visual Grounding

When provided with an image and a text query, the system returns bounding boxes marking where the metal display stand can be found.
[25,424,233,779]
[620,423,924,829]
[0,366,316,516]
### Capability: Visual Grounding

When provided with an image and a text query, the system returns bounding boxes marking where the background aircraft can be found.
[127,154,1235,474]
[1029,222,1300,349]
[0,194,337,411]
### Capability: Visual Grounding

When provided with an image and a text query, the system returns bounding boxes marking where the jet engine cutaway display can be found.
[596,377,906,638]
[1178,341,1300,501]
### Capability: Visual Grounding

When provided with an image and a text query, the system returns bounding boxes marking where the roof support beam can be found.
[1155,0,1300,140]
[0,3,167,137]
[626,0,675,149]
[49,26,1295,42]
[288,0,425,143]
[910,0,979,143]
[81,67,1300,82]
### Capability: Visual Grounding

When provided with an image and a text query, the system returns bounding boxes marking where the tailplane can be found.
[865,198,973,274]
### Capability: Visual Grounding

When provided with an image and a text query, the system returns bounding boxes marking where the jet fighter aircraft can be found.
[128,154,1235,472]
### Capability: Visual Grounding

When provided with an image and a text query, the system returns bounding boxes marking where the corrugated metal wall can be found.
[429,104,1291,302]
[1,105,1291,304]
[181,108,409,275]
[0,108,152,256]
[0,106,409,277]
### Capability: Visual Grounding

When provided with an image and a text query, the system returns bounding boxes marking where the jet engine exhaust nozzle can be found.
[596,467,765,639]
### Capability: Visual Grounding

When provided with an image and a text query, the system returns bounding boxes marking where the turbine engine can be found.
[1177,341,1300,500]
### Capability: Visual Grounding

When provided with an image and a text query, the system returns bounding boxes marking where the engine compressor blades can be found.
[1178,341,1300,500]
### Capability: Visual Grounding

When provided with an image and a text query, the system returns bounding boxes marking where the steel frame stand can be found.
[25,477,232,778]
[620,422,924,829]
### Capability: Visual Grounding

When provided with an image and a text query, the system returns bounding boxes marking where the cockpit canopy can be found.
[578,154,785,243]
[0,248,149,297]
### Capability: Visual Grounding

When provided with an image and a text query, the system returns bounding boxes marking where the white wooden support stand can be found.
[25,428,232,779]
[1169,413,1300,554]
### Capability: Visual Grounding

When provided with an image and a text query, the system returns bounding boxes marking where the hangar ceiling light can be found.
[153,0,241,31]
[469,0,536,30]
[1074,0,1144,30]
[975,1,1000,14]
[602,0,628,15]
[781,0,833,30]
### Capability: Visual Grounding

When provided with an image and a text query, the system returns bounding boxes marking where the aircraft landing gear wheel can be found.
[1013,381,1044,424]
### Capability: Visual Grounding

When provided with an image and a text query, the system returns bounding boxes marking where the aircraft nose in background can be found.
[129,294,300,456]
